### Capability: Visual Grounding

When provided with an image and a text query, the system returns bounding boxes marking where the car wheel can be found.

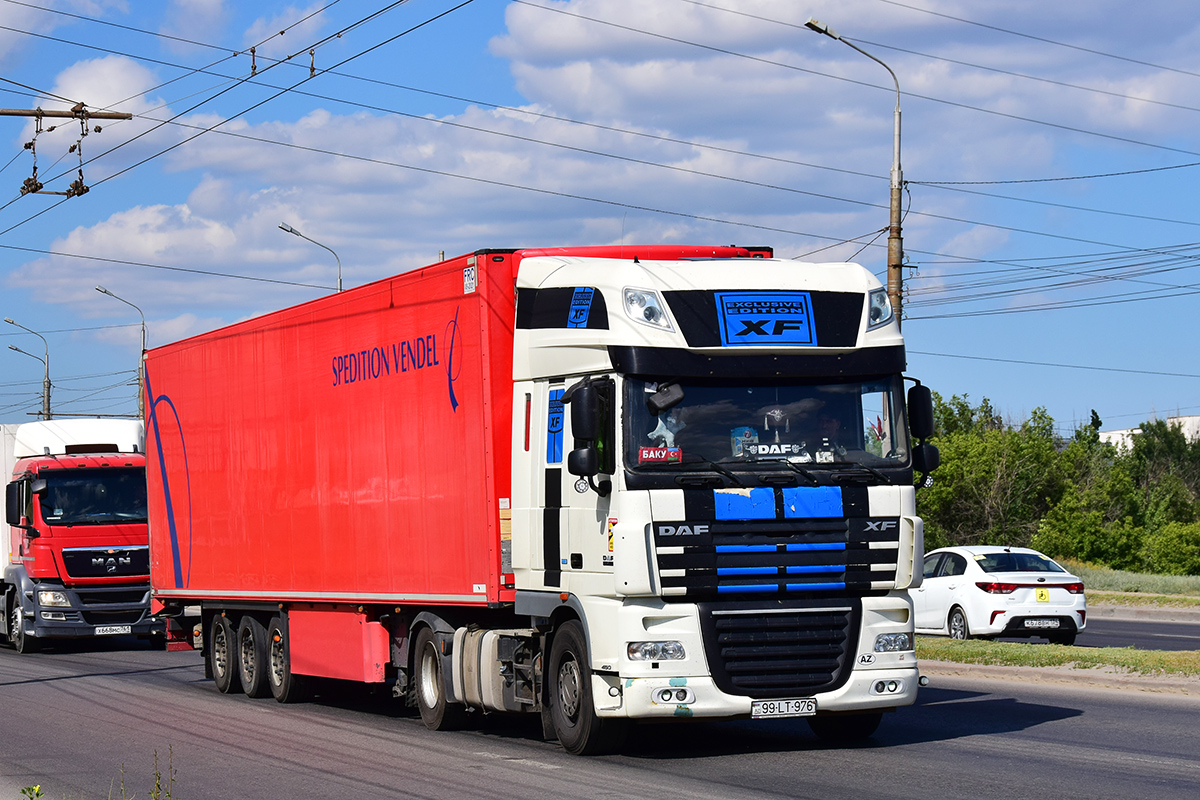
[237,616,271,698]
[209,614,241,694]
[948,607,970,640]
[413,627,469,731]
[548,620,628,755]
[267,616,310,703]
[9,593,39,654]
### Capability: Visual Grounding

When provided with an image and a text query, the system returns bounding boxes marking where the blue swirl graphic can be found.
[145,366,193,589]
[445,306,462,411]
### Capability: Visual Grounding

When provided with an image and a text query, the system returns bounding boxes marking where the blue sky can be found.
[1,0,1198,434]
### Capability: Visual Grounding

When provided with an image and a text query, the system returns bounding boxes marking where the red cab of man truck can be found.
[145,245,938,754]
[3,419,155,652]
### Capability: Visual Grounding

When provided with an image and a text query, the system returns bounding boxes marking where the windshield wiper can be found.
[676,456,744,487]
[817,463,891,484]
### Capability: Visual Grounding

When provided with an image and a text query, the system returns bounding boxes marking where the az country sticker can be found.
[639,446,682,463]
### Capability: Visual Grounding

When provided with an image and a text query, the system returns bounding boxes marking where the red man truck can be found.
[3,419,155,652]
[145,244,938,754]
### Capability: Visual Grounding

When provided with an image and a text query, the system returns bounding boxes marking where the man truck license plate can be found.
[752,698,817,719]
[95,625,132,635]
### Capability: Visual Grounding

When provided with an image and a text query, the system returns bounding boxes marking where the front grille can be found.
[81,610,146,625]
[77,590,148,605]
[698,599,859,697]
[61,547,150,579]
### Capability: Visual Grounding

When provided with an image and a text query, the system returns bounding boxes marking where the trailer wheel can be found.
[237,616,271,698]
[267,617,309,703]
[548,620,627,755]
[8,593,38,654]
[413,627,468,731]
[209,614,241,694]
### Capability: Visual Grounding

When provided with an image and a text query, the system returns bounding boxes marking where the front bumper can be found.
[600,664,919,719]
[22,582,157,639]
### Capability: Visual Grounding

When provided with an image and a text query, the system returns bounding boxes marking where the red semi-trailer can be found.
[146,244,938,754]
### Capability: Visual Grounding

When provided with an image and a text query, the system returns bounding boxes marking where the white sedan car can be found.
[911,546,1086,645]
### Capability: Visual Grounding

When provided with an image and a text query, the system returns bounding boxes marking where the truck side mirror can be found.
[907,384,935,441]
[30,478,47,495]
[912,443,940,474]
[5,482,19,527]
[567,447,599,478]
[567,383,599,441]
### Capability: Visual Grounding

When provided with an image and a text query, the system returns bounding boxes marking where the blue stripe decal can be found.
[784,543,846,552]
[782,585,849,592]
[716,544,777,553]
[717,584,779,594]
[785,565,844,574]
[546,389,564,464]
[718,567,778,576]
[782,486,844,518]
[714,487,776,520]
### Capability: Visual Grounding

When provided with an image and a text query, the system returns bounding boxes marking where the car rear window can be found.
[976,552,1065,574]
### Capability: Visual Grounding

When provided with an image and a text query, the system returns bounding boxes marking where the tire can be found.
[547,620,627,755]
[267,616,310,703]
[948,607,970,640]
[807,711,883,742]
[209,614,241,694]
[413,627,468,730]
[9,594,39,654]
[237,616,271,698]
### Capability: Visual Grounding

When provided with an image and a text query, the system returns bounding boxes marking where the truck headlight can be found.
[874,632,912,652]
[867,287,893,330]
[38,590,71,607]
[623,288,674,332]
[627,641,686,661]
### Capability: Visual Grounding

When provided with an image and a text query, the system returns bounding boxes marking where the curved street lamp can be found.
[5,317,51,419]
[279,221,342,292]
[805,18,905,328]
[96,286,147,418]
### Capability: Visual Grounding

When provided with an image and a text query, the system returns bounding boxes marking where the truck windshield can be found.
[40,467,148,525]
[624,376,909,471]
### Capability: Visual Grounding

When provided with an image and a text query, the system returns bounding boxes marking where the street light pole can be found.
[5,317,51,419]
[279,221,342,292]
[805,18,905,328]
[96,286,147,418]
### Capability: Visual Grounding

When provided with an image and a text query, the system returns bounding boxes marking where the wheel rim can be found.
[419,642,441,710]
[10,603,22,646]
[239,627,256,681]
[212,621,229,677]
[269,631,286,687]
[950,612,965,639]
[557,656,582,721]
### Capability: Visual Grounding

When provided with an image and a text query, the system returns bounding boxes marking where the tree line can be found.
[917,394,1200,575]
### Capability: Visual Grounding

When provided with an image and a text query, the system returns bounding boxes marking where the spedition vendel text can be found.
[332,334,439,387]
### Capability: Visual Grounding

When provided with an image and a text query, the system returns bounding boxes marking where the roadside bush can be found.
[1142,521,1200,576]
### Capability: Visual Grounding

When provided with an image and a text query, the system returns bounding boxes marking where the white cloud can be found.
[242,3,327,58]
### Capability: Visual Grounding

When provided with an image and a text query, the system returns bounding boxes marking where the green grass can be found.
[1061,558,1200,597]
[917,636,1200,676]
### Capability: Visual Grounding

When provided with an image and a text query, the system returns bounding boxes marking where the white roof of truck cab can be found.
[10,419,145,458]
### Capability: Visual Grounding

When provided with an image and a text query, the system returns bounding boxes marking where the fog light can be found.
[41,611,66,621]
[628,641,686,661]
[874,632,912,652]
[875,681,886,693]
[887,681,898,692]
[38,590,71,608]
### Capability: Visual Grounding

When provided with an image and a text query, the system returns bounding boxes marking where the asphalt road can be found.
[2,641,1199,800]
[1076,616,1200,650]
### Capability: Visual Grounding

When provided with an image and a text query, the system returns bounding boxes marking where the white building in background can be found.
[1100,415,1200,450]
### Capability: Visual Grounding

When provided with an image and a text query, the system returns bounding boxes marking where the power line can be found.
[909,350,1200,379]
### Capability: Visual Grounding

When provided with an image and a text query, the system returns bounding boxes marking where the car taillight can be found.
[976,582,1017,594]
[1064,582,1085,594]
